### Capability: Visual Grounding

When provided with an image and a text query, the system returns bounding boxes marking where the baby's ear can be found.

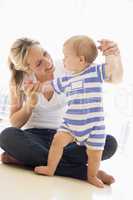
[79,56,86,64]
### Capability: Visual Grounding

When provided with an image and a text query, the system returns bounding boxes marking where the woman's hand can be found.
[98,39,123,83]
[23,80,40,108]
[98,39,120,56]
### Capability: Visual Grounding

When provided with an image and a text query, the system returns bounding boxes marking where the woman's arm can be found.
[105,55,123,83]
[9,82,40,128]
[98,39,123,83]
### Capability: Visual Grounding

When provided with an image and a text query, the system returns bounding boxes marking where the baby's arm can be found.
[98,39,123,83]
[40,77,65,95]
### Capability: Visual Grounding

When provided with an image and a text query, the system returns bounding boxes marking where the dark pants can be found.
[0,127,117,180]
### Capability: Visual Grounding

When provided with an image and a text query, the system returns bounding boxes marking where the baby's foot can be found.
[34,166,54,176]
[88,176,104,188]
[97,170,115,185]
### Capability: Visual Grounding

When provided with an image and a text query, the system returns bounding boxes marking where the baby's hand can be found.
[39,81,54,94]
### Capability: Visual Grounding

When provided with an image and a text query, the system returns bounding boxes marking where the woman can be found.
[0,38,121,183]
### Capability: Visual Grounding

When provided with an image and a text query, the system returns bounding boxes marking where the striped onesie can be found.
[51,64,107,150]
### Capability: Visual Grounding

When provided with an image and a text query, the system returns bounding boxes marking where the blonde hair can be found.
[8,38,40,95]
[64,35,98,64]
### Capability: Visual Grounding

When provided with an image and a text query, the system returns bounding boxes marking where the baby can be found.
[35,35,114,188]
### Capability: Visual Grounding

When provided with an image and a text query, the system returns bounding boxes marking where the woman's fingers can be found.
[97,39,120,56]
[32,82,41,93]
[26,83,40,108]
[24,81,40,96]
[103,47,120,56]
[98,40,115,50]
[24,84,34,96]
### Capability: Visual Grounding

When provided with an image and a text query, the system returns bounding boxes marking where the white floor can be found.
[0,144,133,200]
[0,121,133,200]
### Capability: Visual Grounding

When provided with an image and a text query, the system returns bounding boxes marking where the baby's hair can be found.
[64,35,98,64]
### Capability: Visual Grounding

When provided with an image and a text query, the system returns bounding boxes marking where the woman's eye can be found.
[36,60,42,67]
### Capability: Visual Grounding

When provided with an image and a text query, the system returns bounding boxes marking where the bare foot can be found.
[0,152,23,165]
[97,170,115,185]
[88,176,104,188]
[34,166,54,176]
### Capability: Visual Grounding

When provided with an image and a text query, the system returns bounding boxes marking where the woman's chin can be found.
[46,72,54,80]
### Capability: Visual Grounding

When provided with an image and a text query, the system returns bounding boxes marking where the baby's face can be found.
[63,45,81,73]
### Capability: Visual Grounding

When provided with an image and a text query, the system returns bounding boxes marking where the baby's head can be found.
[63,35,98,73]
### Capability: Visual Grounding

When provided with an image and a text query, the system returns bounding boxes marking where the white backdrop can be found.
[0,0,133,147]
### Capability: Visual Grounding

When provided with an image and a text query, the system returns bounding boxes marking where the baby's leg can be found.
[35,131,73,176]
[87,149,104,188]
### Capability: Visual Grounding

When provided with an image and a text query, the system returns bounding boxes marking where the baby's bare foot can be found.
[97,170,115,185]
[88,176,104,188]
[34,166,54,176]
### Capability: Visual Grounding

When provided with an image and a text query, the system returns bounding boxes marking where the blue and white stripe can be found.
[52,64,107,150]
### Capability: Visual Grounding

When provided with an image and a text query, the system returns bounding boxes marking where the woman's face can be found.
[26,45,54,81]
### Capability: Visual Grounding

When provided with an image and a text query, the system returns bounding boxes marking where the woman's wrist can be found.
[25,92,38,109]
[24,99,35,113]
